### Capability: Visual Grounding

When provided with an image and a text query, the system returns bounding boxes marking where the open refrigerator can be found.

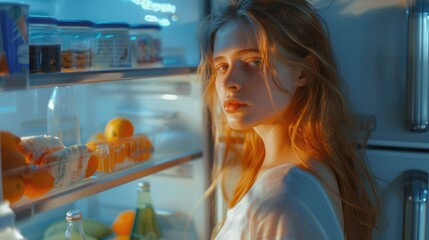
[2,0,429,240]
[0,0,212,239]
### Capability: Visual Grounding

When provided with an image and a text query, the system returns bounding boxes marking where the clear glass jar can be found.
[58,20,94,71]
[93,22,130,69]
[28,16,61,73]
[129,24,162,68]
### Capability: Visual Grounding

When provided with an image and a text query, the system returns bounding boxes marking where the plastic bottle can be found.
[0,201,27,240]
[131,181,163,240]
[47,86,81,146]
[65,210,86,240]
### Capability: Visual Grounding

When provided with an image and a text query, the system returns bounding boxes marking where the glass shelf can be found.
[0,66,197,91]
[12,149,203,221]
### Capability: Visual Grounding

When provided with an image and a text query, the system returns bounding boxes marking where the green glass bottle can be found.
[65,210,86,240]
[130,181,163,240]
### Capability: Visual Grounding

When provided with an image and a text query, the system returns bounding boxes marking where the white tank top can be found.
[214,164,344,240]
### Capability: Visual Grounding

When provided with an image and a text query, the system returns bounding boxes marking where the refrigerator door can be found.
[367,148,429,240]
[316,0,429,148]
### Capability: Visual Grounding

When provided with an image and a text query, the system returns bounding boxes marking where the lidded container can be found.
[29,16,61,73]
[93,22,130,69]
[129,24,162,68]
[58,20,94,71]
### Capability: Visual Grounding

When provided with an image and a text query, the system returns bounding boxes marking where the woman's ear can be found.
[296,54,317,87]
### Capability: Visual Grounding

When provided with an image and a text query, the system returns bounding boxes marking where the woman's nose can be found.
[224,66,242,91]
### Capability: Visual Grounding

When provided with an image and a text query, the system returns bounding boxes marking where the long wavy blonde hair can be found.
[198,0,378,239]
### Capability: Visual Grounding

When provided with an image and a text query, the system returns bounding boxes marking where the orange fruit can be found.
[130,135,153,162]
[112,236,130,240]
[23,169,54,198]
[87,141,117,172]
[2,176,25,204]
[85,148,99,178]
[0,131,22,151]
[88,132,106,142]
[105,117,134,141]
[112,210,135,236]
[1,150,27,173]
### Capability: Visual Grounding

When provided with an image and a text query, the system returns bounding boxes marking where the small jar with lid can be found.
[93,22,130,69]
[129,24,162,68]
[58,20,94,71]
[29,16,61,73]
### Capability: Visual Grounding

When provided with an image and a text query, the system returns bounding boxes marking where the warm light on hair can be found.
[198,0,379,239]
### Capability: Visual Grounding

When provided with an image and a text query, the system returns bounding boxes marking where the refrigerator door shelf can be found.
[10,149,202,221]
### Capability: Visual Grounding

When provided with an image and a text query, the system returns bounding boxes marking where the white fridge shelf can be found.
[1,66,197,91]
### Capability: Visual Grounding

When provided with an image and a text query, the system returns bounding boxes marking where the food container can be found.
[58,20,94,71]
[29,16,61,73]
[2,133,154,205]
[0,3,29,88]
[129,24,162,67]
[93,22,130,69]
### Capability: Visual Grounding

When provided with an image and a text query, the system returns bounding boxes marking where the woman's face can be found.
[213,21,303,130]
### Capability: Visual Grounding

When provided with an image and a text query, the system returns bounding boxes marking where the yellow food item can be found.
[105,117,134,141]
[23,169,54,198]
[2,175,25,204]
[112,210,135,236]
[0,130,21,151]
[1,150,27,173]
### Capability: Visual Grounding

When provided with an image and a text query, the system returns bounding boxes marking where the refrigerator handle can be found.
[405,0,429,131]
[403,169,428,240]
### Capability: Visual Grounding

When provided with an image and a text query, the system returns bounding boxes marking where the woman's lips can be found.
[224,99,247,113]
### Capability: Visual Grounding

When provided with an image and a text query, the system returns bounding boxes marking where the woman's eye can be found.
[215,64,228,73]
[245,59,262,68]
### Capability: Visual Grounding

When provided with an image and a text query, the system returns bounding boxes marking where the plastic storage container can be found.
[93,22,130,69]
[2,132,154,205]
[58,20,94,71]
[129,24,162,68]
[28,16,61,73]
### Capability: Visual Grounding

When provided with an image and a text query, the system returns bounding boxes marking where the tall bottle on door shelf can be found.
[65,210,86,240]
[47,86,81,146]
[131,181,163,240]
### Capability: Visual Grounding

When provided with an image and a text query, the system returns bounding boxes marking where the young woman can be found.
[198,0,378,239]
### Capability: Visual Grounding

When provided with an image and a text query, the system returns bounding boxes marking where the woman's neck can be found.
[254,124,304,169]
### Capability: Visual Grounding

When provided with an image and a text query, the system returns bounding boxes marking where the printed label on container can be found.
[0,4,29,86]
[94,36,130,69]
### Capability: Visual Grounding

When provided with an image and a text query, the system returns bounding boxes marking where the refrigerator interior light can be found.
[160,94,178,100]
